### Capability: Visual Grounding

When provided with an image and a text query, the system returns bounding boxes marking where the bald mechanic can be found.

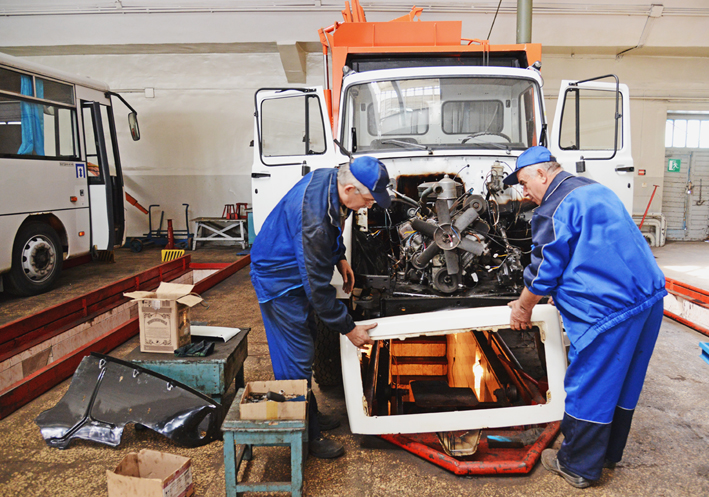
[504,146,666,488]
[250,156,389,459]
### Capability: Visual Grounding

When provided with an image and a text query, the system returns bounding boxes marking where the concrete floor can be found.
[1,242,708,496]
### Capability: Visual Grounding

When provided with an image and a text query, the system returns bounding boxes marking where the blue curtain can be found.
[17,76,44,155]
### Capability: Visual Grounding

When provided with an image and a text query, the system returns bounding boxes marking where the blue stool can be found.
[222,388,307,497]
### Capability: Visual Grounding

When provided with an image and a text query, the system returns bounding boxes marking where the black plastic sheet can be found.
[35,352,222,449]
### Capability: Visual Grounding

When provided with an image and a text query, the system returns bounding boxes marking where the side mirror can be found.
[128,112,140,141]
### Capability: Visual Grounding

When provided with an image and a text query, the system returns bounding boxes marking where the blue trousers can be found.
[259,287,322,439]
[557,299,664,480]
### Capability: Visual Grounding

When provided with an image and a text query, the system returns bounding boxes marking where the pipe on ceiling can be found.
[517,0,533,44]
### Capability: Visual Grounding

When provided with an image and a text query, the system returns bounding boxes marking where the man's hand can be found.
[345,323,376,348]
[337,259,355,294]
[508,287,544,330]
[508,299,533,330]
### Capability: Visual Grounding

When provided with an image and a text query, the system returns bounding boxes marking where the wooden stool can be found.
[222,388,307,497]
[222,204,237,219]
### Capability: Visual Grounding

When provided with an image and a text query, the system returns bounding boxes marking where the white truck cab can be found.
[251,6,633,438]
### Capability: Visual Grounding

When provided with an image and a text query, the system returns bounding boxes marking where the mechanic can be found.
[250,156,390,459]
[503,146,666,488]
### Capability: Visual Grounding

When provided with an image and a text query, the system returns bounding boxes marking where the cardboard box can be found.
[106,449,194,497]
[240,380,308,421]
[125,282,203,354]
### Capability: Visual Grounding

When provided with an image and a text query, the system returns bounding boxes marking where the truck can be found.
[0,52,140,296]
[251,1,634,454]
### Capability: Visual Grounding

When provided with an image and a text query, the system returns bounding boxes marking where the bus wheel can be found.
[6,222,63,296]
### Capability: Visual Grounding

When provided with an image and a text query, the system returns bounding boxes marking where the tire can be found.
[6,222,63,296]
[312,314,343,388]
[129,238,143,253]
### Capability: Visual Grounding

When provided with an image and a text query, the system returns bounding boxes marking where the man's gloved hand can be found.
[346,323,377,349]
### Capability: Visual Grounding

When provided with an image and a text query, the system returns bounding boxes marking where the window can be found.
[343,76,540,152]
[442,100,503,134]
[559,88,622,151]
[0,67,25,95]
[665,117,709,148]
[0,94,78,158]
[0,68,78,159]
[82,105,103,178]
[260,94,327,159]
[38,78,74,105]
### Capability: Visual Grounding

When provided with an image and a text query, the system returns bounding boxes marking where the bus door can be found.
[81,100,125,250]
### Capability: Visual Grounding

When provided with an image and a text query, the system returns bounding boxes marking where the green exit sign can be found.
[667,159,681,172]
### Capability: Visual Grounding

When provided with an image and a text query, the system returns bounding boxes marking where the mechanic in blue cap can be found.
[250,156,390,459]
[504,146,666,488]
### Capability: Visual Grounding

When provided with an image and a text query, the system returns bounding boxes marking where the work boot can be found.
[604,460,617,469]
[541,449,591,489]
[317,411,341,431]
[309,437,344,459]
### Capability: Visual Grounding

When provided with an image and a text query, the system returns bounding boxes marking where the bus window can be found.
[37,78,74,105]
[100,105,117,176]
[0,66,25,94]
[0,94,78,159]
[0,96,22,154]
[82,105,102,179]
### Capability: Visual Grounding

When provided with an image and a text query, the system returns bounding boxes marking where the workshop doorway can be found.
[663,115,709,241]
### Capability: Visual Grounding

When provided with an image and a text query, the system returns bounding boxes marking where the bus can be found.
[0,52,140,296]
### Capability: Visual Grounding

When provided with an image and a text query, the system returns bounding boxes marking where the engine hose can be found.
[419,185,434,203]
[453,208,479,232]
[410,218,437,238]
[412,242,440,269]
[418,185,436,215]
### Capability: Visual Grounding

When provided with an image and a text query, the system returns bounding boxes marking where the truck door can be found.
[252,87,338,233]
[550,76,634,213]
[81,101,126,250]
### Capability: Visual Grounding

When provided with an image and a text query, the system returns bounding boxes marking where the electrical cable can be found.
[487,0,504,40]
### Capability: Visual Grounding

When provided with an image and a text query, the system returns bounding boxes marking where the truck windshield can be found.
[342,76,540,153]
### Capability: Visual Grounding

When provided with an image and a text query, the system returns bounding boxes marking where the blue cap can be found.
[503,146,556,186]
[350,156,391,208]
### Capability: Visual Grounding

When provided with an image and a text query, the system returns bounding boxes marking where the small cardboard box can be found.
[124,282,203,354]
[106,449,194,497]
[240,380,308,421]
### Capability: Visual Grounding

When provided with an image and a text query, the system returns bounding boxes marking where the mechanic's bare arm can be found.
[345,322,377,348]
[508,287,544,330]
[336,259,355,294]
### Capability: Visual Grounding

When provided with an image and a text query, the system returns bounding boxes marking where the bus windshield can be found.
[341,76,541,154]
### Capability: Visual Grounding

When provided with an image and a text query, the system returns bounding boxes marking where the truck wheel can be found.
[312,315,343,388]
[6,222,63,296]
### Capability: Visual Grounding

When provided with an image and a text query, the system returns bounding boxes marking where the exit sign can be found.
[667,159,681,172]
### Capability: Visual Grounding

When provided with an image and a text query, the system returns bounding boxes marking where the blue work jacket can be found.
[524,171,667,351]
[250,168,355,335]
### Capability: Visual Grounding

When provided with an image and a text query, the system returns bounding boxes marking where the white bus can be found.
[0,53,140,296]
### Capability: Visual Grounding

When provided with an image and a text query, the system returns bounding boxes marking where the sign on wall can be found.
[667,158,681,172]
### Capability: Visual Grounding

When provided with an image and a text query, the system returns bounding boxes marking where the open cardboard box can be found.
[106,449,194,497]
[240,380,308,421]
[124,282,203,354]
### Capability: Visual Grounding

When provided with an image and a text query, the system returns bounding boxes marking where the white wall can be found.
[26,52,325,236]
[542,54,709,213]
[4,2,709,232]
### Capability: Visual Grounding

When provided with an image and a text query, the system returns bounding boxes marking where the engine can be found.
[351,162,536,299]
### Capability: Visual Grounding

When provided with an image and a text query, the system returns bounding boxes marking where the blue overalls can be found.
[250,168,355,438]
[525,172,667,480]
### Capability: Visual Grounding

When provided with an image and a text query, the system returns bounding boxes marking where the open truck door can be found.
[550,75,634,213]
[252,87,338,234]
